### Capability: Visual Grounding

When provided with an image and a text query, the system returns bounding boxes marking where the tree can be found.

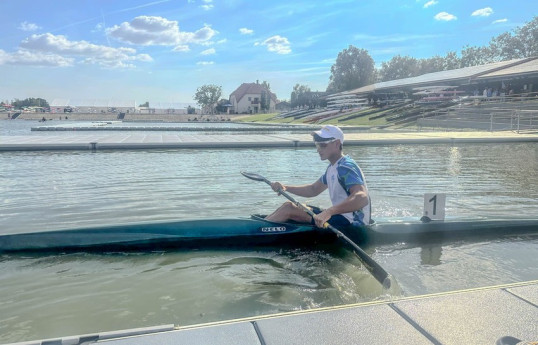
[215,99,230,113]
[139,101,149,107]
[379,55,419,82]
[460,45,495,67]
[514,16,538,57]
[193,84,222,114]
[260,90,270,113]
[489,16,538,60]
[261,80,271,91]
[12,98,50,109]
[327,45,375,93]
[290,84,311,108]
[443,51,461,70]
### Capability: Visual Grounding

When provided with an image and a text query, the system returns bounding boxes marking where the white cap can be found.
[312,125,344,144]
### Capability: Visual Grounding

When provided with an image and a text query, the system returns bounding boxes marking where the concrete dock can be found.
[8,280,537,345]
[1,130,537,151]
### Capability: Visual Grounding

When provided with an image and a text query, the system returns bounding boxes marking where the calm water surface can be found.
[1,120,537,343]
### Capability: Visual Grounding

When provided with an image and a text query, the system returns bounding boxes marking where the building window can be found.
[248,97,251,101]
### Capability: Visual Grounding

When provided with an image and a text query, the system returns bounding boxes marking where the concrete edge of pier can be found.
[5,280,537,345]
[1,131,537,152]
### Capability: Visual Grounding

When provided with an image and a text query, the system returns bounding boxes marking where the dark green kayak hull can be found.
[355,218,538,244]
[1,216,537,252]
[0,217,330,252]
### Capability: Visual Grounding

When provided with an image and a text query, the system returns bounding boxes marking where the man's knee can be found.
[283,201,294,208]
[279,201,301,217]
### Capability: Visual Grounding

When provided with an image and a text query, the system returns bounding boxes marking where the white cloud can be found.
[106,16,218,49]
[18,21,41,32]
[173,45,190,52]
[259,35,291,54]
[434,12,457,21]
[14,33,151,68]
[423,1,438,8]
[197,61,214,65]
[200,48,215,55]
[135,54,153,62]
[472,7,493,17]
[239,28,254,35]
[200,0,213,10]
[0,49,74,67]
[93,23,105,33]
[492,18,508,24]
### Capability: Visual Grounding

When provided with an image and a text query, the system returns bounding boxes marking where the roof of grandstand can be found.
[344,56,538,96]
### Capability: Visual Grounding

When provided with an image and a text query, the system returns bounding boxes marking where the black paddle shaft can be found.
[241,171,391,288]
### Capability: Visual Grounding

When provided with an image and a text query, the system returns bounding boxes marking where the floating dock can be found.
[7,280,537,345]
[1,130,537,151]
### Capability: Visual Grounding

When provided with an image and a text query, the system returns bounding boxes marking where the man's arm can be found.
[313,184,368,227]
[270,179,327,198]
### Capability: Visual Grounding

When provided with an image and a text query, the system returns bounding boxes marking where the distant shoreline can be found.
[1,112,252,123]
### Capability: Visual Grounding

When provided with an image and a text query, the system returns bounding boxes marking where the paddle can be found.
[241,171,392,288]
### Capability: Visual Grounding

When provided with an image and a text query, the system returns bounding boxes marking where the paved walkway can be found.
[8,280,537,345]
[1,130,537,151]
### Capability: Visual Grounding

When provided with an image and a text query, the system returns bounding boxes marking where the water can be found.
[1,120,537,343]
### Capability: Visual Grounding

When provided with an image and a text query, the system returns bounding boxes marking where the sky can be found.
[0,0,536,105]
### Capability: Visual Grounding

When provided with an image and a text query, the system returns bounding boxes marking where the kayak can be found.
[0,215,329,252]
[1,215,537,252]
[358,217,538,244]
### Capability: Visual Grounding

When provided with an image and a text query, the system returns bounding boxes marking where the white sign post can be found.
[423,193,446,221]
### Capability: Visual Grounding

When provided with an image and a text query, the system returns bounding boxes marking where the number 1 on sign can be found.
[429,195,438,215]
[423,193,446,221]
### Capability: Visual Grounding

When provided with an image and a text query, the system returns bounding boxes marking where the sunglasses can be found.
[314,139,337,149]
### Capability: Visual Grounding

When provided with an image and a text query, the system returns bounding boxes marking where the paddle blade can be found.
[241,171,267,182]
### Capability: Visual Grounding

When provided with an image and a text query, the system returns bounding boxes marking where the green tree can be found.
[260,90,269,113]
[460,45,495,67]
[194,84,222,114]
[418,55,446,75]
[379,55,420,81]
[12,97,50,109]
[443,51,461,70]
[327,45,375,93]
[215,99,230,113]
[261,81,271,91]
[290,84,311,108]
[489,16,538,60]
[139,101,149,107]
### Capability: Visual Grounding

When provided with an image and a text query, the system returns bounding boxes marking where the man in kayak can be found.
[265,125,371,228]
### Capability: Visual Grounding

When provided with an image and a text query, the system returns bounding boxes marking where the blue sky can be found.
[0,0,536,105]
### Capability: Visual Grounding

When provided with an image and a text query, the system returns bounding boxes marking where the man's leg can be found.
[264,201,312,223]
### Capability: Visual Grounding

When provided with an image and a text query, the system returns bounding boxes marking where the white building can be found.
[229,82,276,114]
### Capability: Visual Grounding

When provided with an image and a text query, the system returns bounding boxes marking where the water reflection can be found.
[420,244,443,266]
[448,146,461,176]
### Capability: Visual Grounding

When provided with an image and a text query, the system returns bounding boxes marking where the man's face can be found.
[315,139,339,160]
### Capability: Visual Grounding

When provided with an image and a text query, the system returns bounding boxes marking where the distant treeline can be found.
[288,16,537,108]
[2,98,50,109]
[377,15,538,82]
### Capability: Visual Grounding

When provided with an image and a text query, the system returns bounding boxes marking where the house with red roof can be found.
[229,81,277,114]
